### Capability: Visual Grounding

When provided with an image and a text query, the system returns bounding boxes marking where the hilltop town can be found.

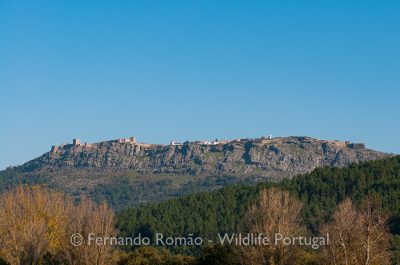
[50,134,366,154]
[2,135,389,209]
[50,135,277,152]
[32,134,381,182]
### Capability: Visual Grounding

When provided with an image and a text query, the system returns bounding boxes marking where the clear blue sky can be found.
[1,0,399,169]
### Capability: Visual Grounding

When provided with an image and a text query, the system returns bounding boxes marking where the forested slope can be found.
[117,156,400,244]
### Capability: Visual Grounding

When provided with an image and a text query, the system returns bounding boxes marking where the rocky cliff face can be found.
[1,136,390,208]
[21,136,389,180]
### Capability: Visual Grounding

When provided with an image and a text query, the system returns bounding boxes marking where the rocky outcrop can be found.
[20,136,389,180]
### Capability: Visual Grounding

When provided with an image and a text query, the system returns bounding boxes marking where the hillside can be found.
[0,136,390,209]
[117,156,400,253]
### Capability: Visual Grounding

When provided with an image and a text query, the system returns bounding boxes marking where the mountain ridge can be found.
[1,135,391,208]
[20,136,389,179]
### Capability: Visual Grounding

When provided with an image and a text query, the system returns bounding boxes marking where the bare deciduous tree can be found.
[321,198,391,265]
[61,198,119,265]
[0,185,71,265]
[0,186,118,265]
[238,187,304,265]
